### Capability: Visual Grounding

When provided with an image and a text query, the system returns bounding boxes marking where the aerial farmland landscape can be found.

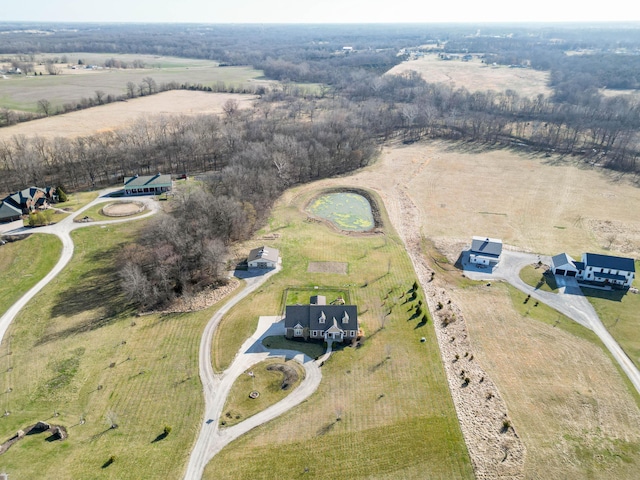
[1,3,640,479]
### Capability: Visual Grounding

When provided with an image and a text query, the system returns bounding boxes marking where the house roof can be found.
[4,187,46,209]
[0,201,22,221]
[248,246,279,264]
[124,174,172,188]
[470,236,503,257]
[284,304,358,332]
[551,253,576,270]
[574,262,585,271]
[584,253,635,272]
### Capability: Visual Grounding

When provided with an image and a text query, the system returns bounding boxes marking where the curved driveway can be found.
[183,267,323,480]
[462,250,640,394]
[0,190,160,351]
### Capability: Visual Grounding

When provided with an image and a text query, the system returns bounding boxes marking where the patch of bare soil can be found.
[266,363,300,390]
[307,261,348,274]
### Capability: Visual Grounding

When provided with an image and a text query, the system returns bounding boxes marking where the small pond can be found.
[308,192,374,232]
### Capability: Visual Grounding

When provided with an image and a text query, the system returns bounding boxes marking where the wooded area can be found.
[3,21,640,305]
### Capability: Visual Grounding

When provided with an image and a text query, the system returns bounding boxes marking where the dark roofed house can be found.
[0,200,23,223]
[469,236,503,266]
[285,296,358,343]
[580,253,635,287]
[0,186,52,222]
[123,173,172,196]
[247,246,279,269]
[552,251,635,288]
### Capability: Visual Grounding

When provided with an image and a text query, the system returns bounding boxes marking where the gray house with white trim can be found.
[284,295,358,343]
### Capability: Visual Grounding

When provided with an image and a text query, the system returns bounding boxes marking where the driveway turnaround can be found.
[0,190,159,347]
[461,250,640,394]
[184,276,323,480]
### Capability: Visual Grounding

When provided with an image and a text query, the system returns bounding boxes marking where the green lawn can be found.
[0,220,235,479]
[285,287,350,306]
[56,191,100,212]
[220,358,305,428]
[583,275,640,370]
[206,186,473,479]
[519,264,559,292]
[261,336,326,360]
[0,234,62,316]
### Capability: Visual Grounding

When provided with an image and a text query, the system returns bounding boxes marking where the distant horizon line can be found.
[2,20,640,26]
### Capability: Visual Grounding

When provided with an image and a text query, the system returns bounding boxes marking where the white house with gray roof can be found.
[551,252,635,287]
[469,236,503,265]
[247,246,279,269]
[284,295,358,343]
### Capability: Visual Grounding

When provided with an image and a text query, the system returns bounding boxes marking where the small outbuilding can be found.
[469,236,503,265]
[247,246,279,269]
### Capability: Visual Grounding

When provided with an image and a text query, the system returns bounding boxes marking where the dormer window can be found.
[319,311,326,324]
[342,311,349,324]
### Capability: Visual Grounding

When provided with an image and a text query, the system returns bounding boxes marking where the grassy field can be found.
[56,191,100,212]
[205,186,473,479]
[0,219,235,479]
[0,53,266,113]
[387,54,552,97]
[221,358,305,428]
[451,282,640,479]
[0,90,257,140]
[0,234,62,316]
[583,278,640,370]
[261,336,326,360]
[281,139,640,478]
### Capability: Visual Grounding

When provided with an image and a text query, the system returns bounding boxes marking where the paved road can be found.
[0,190,160,350]
[461,250,640,394]
[184,274,324,480]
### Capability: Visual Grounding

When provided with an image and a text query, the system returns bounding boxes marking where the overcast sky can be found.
[4,0,640,23]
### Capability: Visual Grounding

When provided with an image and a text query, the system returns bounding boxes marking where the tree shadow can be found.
[414,318,428,329]
[316,421,337,437]
[151,431,168,443]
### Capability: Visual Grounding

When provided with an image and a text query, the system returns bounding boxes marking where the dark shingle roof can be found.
[0,201,22,221]
[284,304,358,333]
[470,236,503,257]
[585,253,635,272]
[551,253,575,269]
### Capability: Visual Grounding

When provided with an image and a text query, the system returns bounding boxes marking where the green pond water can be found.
[308,192,374,231]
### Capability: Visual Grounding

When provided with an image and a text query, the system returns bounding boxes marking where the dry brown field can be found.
[379,142,640,258]
[387,54,552,97]
[452,284,640,479]
[294,139,640,478]
[0,90,257,140]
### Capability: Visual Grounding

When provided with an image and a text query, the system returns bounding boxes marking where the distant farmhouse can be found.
[247,246,279,269]
[0,186,57,223]
[123,174,172,196]
[469,236,503,266]
[284,295,358,343]
[551,252,635,288]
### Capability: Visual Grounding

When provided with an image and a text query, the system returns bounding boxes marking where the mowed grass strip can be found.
[0,220,226,479]
[221,358,305,428]
[206,186,473,479]
[0,234,62,315]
